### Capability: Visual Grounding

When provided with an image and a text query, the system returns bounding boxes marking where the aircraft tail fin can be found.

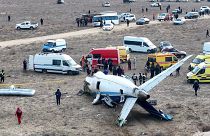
[136,99,172,121]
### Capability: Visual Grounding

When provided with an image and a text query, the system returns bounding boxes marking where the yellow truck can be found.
[188,54,210,71]
[106,46,130,63]
[147,53,178,69]
[187,60,210,83]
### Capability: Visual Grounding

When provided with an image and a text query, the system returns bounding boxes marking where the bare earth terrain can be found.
[1,0,210,136]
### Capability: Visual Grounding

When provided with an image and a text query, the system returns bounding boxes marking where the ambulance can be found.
[188,54,210,71]
[106,46,130,62]
[147,53,178,69]
[187,60,210,83]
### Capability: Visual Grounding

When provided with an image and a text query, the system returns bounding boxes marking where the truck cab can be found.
[187,60,210,83]
[147,53,178,69]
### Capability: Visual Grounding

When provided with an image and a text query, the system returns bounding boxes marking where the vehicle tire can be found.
[30,26,34,30]
[67,70,73,75]
[17,27,21,30]
[42,69,47,73]
[129,48,132,52]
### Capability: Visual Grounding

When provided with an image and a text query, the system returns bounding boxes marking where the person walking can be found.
[128,59,131,70]
[15,107,22,124]
[206,29,210,38]
[132,73,138,85]
[126,19,130,27]
[193,81,200,96]
[40,18,44,25]
[23,59,27,71]
[55,88,62,105]
[0,70,5,83]
[8,15,11,22]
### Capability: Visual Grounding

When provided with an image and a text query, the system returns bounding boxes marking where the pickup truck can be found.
[16,21,38,30]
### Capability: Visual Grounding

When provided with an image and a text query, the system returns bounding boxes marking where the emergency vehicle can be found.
[82,48,120,69]
[106,46,130,62]
[188,54,210,71]
[147,53,178,69]
[187,60,210,83]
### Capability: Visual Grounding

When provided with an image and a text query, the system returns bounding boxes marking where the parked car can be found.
[57,0,64,4]
[42,39,67,52]
[200,6,210,12]
[173,18,186,25]
[102,23,114,31]
[102,2,110,7]
[203,42,210,54]
[151,2,161,7]
[184,12,199,19]
[157,13,173,21]
[16,21,38,30]
[120,14,136,22]
[159,41,173,51]
[136,17,150,25]
[161,48,186,58]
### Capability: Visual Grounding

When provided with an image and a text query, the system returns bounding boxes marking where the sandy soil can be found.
[1,0,210,136]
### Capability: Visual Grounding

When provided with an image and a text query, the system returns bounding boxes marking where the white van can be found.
[203,42,210,54]
[123,36,157,53]
[42,39,67,52]
[28,53,81,75]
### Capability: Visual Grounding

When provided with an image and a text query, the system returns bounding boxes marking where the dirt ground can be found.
[1,0,210,136]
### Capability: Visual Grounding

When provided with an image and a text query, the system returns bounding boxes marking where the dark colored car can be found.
[136,17,150,25]
[161,48,186,58]
[184,12,199,19]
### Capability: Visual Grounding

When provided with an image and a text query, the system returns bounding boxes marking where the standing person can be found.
[0,70,5,83]
[133,57,136,70]
[112,66,117,75]
[15,107,22,124]
[108,60,113,72]
[55,88,62,105]
[76,18,80,27]
[88,10,90,14]
[128,59,131,70]
[150,62,155,78]
[40,18,44,25]
[23,59,27,71]
[117,66,123,76]
[155,63,161,75]
[153,13,155,20]
[132,73,138,85]
[159,5,162,11]
[130,8,132,13]
[139,73,143,85]
[146,8,148,12]
[206,29,210,38]
[193,81,200,96]
[142,8,144,13]
[8,15,11,22]
[126,19,129,27]
[176,67,180,76]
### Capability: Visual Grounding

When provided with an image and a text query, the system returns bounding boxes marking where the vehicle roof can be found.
[91,48,118,51]
[195,54,210,59]
[124,36,149,40]
[148,52,175,57]
[35,53,72,59]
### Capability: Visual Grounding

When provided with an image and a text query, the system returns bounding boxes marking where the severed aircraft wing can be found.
[138,55,192,93]
[117,97,137,127]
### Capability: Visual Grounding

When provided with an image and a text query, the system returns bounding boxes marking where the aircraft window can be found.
[143,42,149,47]
[93,54,101,59]
[96,81,100,90]
[120,89,123,94]
[63,60,69,66]
[52,60,61,66]
[165,57,172,62]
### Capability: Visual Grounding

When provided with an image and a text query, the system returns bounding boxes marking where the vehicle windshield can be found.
[67,58,77,66]
[192,58,204,64]
[160,13,166,16]
[45,42,54,47]
[192,66,200,74]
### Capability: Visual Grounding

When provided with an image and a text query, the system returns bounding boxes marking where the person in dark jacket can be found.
[155,63,161,75]
[15,107,22,124]
[23,59,27,71]
[193,81,200,96]
[126,19,130,27]
[150,62,155,78]
[142,73,146,83]
[132,73,138,85]
[8,15,11,22]
[117,66,123,76]
[55,88,62,105]
[206,29,210,38]
[139,73,143,85]
[112,66,117,75]
[40,18,44,25]
[128,59,131,70]
[0,70,5,83]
